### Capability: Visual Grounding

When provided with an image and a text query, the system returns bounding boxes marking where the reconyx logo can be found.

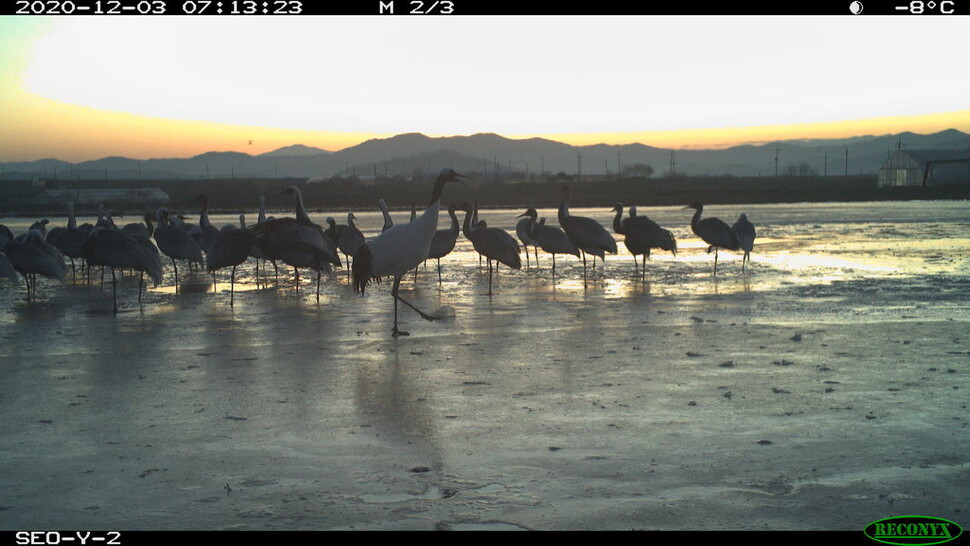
[865,516,963,545]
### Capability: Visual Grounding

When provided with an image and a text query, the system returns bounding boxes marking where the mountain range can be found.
[3,129,968,182]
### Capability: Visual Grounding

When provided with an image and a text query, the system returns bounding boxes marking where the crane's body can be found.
[558,186,617,287]
[612,203,677,279]
[353,169,466,336]
[687,202,740,276]
[732,213,756,271]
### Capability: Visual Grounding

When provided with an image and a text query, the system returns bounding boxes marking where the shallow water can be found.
[0,200,968,530]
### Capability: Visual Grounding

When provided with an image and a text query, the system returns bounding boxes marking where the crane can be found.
[457,201,521,295]
[558,186,617,288]
[426,203,461,285]
[352,169,466,336]
[686,202,740,276]
[517,209,578,279]
[732,213,756,271]
[612,203,677,279]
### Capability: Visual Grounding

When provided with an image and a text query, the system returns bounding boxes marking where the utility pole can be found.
[824,153,828,177]
[774,145,781,177]
[844,148,849,177]
[577,152,582,177]
[668,150,675,177]
[617,152,622,176]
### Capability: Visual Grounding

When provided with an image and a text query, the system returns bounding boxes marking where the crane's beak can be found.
[452,172,470,186]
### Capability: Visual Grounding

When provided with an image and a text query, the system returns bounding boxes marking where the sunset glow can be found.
[1,16,969,162]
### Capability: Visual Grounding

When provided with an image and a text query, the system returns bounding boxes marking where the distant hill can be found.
[2,129,967,181]
[259,144,333,157]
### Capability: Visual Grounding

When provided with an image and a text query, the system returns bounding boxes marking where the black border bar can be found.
[2,0,966,15]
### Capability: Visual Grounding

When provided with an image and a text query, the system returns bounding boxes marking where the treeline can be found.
[3,174,969,216]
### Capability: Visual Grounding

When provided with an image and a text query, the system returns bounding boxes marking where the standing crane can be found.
[516,211,540,268]
[80,226,162,311]
[517,209,579,279]
[612,202,677,279]
[558,186,617,288]
[352,169,466,337]
[732,213,756,271]
[457,202,521,296]
[153,208,204,290]
[207,226,257,306]
[686,202,740,276]
[4,230,67,301]
[426,203,461,285]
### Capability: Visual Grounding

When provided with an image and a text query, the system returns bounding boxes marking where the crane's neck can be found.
[612,208,624,234]
[461,208,476,237]
[347,213,357,230]
[448,208,460,234]
[690,207,702,233]
[289,189,310,224]
[558,192,570,224]
[524,211,538,237]
[379,200,393,230]
[67,203,76,230]
[200,197,211,227]
[258,196,267,223]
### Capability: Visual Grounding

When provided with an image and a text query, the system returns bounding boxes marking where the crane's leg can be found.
[111,267,118,313]
[581,251,588,289]
[486,259,494,296]
[22,274,30,302]
[390,275,407,337]
[524,245,530,269]
[171,258,179,293]
[713,247,719,277]
[316,269,321,303]
[230,265,236,307]
[552,254,556,278]
[534,247,539,269]
[294,267,300,291]
[390,274,437,337]
[138,272,144,304]
[633,254,639,277]
[436,258,442,285]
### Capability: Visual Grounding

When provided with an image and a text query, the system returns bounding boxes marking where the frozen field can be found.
[0,200,968,530]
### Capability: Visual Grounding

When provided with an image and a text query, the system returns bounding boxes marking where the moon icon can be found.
[849,1,864,13]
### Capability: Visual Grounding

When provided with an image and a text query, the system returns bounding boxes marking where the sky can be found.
[1,15,969,162]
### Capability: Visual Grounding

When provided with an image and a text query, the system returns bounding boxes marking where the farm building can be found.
[34,188,170,207]
[878,149,970,187]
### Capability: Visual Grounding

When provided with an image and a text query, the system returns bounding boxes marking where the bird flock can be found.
[0,169,758,336]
